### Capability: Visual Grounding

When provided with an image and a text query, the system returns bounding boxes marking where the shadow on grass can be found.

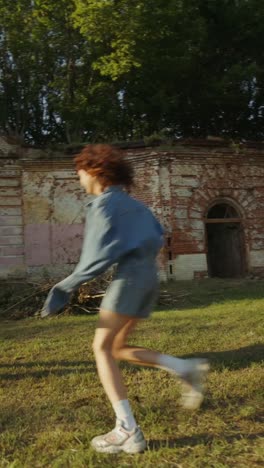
[0,360,96,380]
[159,278,264,311]
[148,431,264,450]
[123,343,264,372]
[0,317,99,343]
[0,343,263,381]
[181,343,264,370]
[0,359,93,369]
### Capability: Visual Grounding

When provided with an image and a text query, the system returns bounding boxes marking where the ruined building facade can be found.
[1,137,264,281]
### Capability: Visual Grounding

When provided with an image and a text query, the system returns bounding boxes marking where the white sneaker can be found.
[180,358,210,410]
[91,424,147,454]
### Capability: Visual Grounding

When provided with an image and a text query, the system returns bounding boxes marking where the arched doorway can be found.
[205,201,246,278]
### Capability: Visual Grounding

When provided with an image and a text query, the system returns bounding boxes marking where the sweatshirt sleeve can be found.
[41,203,122,316]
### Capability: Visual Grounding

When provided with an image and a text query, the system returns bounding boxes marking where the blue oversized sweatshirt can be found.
[41,186,164,316]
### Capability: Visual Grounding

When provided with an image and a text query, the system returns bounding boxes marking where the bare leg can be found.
[91,310,147,453]
[110,312,209,411]
[92,309,137,405]
[91,308,208,453]
[93,309,189,406]
[93,309,208,417]
[112,316,167,367]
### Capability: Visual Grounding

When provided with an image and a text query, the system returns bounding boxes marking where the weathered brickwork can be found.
[0,158,25,277]
[0,137,264,280]
[127,145,264,280]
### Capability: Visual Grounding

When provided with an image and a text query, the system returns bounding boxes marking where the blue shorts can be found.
[101,258,159,318]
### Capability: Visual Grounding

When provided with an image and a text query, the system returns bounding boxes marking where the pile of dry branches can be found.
[0,273,191,320]
[67,271,113,315]
[0,271,113,320]
[158,290,190,306]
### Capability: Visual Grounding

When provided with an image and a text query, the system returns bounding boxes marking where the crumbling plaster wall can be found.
[1,137,264,280]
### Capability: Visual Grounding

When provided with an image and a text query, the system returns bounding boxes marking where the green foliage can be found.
[73,0,142,79]
[1,0,264,144]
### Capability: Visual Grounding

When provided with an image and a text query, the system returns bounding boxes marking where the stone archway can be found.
[205,201,246,278]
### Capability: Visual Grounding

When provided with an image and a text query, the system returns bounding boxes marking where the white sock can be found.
[156,354,192,376]
[113,399,137,432]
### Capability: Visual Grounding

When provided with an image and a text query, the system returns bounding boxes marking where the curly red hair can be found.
[74,144,134,189]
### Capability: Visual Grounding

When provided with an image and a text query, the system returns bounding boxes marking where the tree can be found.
[1,0,264,144]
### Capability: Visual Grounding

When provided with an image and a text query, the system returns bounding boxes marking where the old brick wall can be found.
[126,150,167,280]
[0,138,25,278]
[22,151,168,280]
[22,160,86,278]
[0,137,264,280]
[159,144,264,279]
[0,164,26,278]
[124,144,264,280]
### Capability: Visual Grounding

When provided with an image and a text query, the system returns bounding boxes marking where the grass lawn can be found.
[0,279,263,467]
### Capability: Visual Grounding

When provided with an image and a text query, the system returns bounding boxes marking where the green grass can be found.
[0,279,264,467]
